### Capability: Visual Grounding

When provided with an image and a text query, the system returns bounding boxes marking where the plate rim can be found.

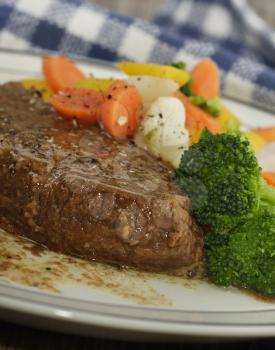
[2,282,275,339]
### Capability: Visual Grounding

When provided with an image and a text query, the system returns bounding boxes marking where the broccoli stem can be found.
[260,177,275,206]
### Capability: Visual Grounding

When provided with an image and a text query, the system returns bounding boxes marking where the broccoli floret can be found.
[176,130,275,295]
[176,130,275,233]
[205,207,275,295]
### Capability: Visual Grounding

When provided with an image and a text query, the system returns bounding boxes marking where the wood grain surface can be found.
[1,1,275,349]
[0,321,274,350]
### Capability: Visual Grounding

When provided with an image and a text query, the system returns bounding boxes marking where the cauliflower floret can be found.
[135,96,189,168]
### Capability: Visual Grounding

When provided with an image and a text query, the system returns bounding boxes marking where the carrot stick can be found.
[100,100,129,138]
[43,55,85,92]
[263,172,275,187]
[253,127,275,143]
[50,88,104,122]
[175,92,221,143]
[191,58,220,99]
[104,81,142,136]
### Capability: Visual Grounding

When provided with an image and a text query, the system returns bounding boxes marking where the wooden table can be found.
[1,1,275,348]
[1,320,275,350]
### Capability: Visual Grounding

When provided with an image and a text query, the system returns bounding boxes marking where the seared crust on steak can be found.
[0,83,204,275]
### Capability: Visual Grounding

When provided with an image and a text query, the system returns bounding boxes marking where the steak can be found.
[0,83,204,275]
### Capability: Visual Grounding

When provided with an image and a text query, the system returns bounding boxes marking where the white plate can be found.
[0,49,275,342]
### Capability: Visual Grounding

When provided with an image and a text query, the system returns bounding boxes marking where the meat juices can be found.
[0,83,204,276]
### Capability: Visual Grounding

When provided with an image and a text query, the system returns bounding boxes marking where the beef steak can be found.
[0,83,204,275]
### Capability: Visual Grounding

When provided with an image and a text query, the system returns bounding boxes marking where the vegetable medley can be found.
[22,55,275,296]
[22,55,275,171]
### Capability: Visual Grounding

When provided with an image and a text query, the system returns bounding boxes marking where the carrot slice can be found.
[253,127,275,143]
[175,92,221,143]
[105,81,142,136]
[43,55,85,93]
[50,88,105,122]
[263,172,275,187]
[100,100,129,138]
[191,58,220,99]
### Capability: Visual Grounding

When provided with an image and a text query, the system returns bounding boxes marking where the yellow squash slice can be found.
[75,78,115,92]
[116,62,190,86]
[219,105,241,132]
[245,130,267,154]
[22,80,52,101]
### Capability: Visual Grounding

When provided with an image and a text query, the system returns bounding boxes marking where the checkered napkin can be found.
[1,0,275,113]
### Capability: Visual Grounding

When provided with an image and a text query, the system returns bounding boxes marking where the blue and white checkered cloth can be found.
[1,0,275,113]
